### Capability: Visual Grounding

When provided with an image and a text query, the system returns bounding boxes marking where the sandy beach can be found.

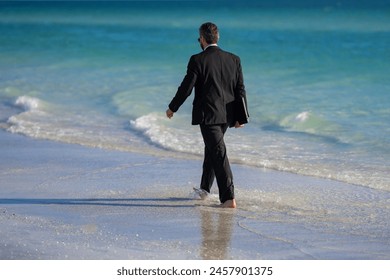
[0,130,389,260]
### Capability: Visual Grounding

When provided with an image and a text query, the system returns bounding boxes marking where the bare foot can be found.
[220,199,236,208]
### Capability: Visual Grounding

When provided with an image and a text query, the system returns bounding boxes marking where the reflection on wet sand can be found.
[200,208,234,259]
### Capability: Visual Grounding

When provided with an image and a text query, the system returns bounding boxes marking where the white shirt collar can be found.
[204,44,218,51]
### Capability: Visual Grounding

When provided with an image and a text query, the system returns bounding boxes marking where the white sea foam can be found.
[295,111,310,122]
[14,96,41,111]
[130,113,203,155]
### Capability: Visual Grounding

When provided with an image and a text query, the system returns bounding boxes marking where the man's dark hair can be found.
[199,22,219,44]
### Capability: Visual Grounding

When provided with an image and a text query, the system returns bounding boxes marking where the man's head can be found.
[198,22,219,49]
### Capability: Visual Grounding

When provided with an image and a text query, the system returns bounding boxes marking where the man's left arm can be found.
[234,57,249,127]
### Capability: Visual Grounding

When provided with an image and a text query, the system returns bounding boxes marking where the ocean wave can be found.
[14,96,41,111]
[6,96,149,153]
[4,97,389,192]
[6,96,47,137]
[128,112,390,191]
[129,113,203,155]
[280,111,321,133]
[278,111,344,143]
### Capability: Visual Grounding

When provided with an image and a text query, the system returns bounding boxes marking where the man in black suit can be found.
[166,22,248,208]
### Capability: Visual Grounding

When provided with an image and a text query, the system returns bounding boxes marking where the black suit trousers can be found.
[200,124,235,203]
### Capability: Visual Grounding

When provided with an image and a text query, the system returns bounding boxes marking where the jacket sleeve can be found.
[230,58,249,126]
[168,56,198,112]
[235,57,246,100]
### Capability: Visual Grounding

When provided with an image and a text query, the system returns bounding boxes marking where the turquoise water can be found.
[0,1,389,190]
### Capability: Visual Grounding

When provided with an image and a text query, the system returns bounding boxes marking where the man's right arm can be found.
[168,56,198,113]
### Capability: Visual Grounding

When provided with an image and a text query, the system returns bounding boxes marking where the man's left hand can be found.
[234,121,244,128]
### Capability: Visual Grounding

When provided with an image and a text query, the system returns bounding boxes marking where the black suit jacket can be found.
[168,46,248,126]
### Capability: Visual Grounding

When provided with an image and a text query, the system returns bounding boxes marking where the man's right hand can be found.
[166,108,174,119]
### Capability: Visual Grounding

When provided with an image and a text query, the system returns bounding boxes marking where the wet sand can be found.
[1,131,389,260]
